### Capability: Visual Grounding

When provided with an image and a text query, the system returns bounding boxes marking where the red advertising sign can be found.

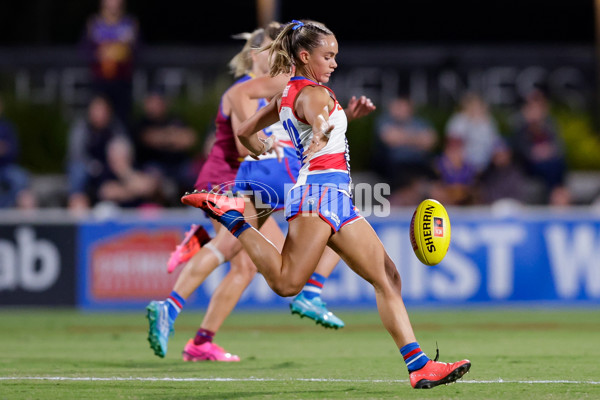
[90,229,182,300]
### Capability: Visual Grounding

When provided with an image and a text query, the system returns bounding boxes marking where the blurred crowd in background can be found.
[372,89,571,208]
[0,0,587,212]
[1,0,206,213]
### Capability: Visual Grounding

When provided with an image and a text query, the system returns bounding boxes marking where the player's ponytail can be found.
[229,27,264,78]
[229,22,283,78]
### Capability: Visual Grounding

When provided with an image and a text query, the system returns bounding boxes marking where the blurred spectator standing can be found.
[431,137,478,206]
[133,90,198,205]
[445,92,503,174]
[66,95,159,211]
[372,96,437,206]
[0,96,36,209]
[80,0,139,129]
[510,90,570,205]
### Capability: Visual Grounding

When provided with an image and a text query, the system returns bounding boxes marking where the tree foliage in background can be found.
[3,95,68,174]
[554,107,600,170]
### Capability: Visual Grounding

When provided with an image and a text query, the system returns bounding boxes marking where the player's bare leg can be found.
[181,203,283,362]
[327,218,416,346]
[173,221,241,298]
[328,219,470,388]
[290,246,345,328]
[182,190,470,387]
[181,248,254,362]
[237,214,331,297]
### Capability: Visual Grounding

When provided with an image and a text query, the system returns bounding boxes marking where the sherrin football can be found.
[409,199,451,266]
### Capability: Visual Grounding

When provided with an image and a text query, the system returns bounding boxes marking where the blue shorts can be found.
[234,153,300,210]
[285,184,362,232]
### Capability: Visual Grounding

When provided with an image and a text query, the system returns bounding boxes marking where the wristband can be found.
[260,136,274,154]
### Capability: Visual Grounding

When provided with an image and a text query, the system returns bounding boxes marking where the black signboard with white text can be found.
[0,224,76,305]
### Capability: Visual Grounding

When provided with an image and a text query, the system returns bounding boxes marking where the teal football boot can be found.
[146,300,174,358]
[289,292,345,329]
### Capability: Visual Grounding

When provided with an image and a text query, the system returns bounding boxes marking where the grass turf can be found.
[0,308,599,399]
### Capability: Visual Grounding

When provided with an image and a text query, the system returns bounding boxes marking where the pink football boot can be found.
[167,224,211,273]
[181,339,240,362]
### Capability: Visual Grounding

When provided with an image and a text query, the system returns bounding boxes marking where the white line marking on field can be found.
[0,377,599,385]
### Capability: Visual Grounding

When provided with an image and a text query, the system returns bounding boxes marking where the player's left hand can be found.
[345,95,376,121]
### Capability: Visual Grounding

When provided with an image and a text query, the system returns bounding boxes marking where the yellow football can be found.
[409,199,451,266]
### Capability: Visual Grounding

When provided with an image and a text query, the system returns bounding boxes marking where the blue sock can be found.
[220,210,251,238]
[166,291,185,321]
[302,273,326,300]
[400,342,430,372]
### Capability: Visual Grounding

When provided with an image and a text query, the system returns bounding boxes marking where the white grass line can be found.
[0,377,599,385]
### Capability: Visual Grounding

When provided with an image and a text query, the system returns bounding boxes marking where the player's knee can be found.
[220,241,243,260]
[211,235,242,260]
[271,281,302,297]
[230,261,257,282]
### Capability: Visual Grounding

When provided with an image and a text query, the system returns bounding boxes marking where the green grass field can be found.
[1,308,599,399]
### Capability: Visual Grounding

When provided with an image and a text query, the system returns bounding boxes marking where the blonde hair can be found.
[267,20,333,77]
[228,22,282,78]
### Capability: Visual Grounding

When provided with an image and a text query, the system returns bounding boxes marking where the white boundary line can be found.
[0,377,599,385]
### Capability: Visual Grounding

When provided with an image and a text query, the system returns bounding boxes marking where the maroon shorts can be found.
[194,156,240,192]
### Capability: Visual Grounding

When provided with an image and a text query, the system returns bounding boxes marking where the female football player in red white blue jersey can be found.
[227,66,375,328]
[182,20,471,389]
[146,22,348,363]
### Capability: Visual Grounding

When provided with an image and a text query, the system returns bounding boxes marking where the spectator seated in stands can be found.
[431,137,478,206]
[510,89,570,205]
[66,94,160,211]
[0,96,36,209]
[372,96,437,206]
[477,140,528,205]
[445,91,502,175]
[133,89,197,206]
[96,136,161,208]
